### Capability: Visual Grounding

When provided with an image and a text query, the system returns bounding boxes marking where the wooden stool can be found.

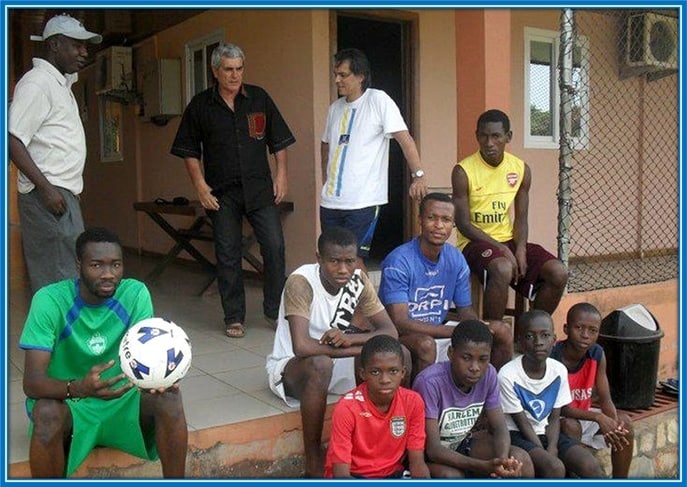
[469,273,528,337]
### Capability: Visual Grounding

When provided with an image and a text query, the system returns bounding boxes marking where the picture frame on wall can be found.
[99,97,124,162]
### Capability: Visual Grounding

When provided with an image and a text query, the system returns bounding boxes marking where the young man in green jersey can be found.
[19,227,188,477]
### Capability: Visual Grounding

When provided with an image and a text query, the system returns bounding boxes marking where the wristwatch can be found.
[412,169,425,178]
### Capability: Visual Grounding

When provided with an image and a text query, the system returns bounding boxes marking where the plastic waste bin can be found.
[597,304,664,409]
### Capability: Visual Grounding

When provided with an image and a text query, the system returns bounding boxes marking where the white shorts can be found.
[577,408,607,450]
[435,321,459,363]
[267,356,356,408]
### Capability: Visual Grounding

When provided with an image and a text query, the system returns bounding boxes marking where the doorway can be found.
[336,12,415,265]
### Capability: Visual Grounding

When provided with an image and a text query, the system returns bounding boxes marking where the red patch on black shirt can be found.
[247,112,266,139]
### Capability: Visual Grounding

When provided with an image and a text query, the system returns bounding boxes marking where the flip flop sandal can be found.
[660,379,679,396]
[225,323,245,338]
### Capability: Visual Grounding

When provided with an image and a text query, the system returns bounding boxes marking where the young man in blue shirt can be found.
[379,192,513,380]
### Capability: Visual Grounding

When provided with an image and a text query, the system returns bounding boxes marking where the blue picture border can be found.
[1,0,684,485]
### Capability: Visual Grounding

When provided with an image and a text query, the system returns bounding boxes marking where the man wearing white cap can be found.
[9,13,102,293]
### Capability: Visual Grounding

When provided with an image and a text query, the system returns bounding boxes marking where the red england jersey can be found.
[324,383,426,478]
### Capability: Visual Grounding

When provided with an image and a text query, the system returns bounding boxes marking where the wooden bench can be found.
[133,200,294,293]
[469,273,528,324]
[595,387,679,422]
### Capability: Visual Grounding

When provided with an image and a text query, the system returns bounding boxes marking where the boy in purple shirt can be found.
[413,320,532,478]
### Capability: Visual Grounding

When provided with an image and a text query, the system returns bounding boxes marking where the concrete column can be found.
[455,9,512,160]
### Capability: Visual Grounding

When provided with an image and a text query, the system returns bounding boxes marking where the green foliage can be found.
[530,105,552,136]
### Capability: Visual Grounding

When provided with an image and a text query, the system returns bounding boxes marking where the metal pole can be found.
[558,8,574,271]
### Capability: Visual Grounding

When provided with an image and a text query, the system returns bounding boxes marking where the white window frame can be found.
[524,27,589,149]
[184,29,224,104]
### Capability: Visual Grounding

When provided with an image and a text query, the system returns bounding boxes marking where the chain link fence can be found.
[557,8,679,292]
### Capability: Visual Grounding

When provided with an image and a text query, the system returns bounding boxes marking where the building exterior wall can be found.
[7,8,677,268]
[74,8,457,273]
[552,279,678,379]
[509,9,562,253]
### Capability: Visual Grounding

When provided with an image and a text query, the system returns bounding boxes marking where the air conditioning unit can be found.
[626,13,678,70]
[95,46,133,94]
[139,58,182,123]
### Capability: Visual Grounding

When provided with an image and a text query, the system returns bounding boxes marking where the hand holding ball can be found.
[119,318,192,390]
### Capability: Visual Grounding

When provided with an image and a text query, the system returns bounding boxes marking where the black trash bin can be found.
[598,304,664,409]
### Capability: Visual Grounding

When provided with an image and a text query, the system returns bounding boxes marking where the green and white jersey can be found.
[19,278,153,381]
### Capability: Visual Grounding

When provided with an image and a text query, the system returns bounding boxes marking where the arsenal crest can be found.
[390,416,407,437]
[506,172,518,187]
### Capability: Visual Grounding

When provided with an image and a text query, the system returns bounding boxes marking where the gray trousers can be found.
[17,187,84,293]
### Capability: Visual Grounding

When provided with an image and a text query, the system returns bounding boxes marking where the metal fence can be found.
[557,8,679,292]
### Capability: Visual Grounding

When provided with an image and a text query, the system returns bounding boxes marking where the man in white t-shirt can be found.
[320,48,428,263]
[266,226,399,477]
[9,14,101,293]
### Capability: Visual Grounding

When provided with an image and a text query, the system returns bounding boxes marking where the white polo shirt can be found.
[9,58,86,195]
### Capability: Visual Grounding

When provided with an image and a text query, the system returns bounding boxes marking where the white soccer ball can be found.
[118,317,193,389]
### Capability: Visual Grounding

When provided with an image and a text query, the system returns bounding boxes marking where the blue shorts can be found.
[320,206,380,258]
[454,432,473,456]
[424,433,475,476]
[509,430,579,459]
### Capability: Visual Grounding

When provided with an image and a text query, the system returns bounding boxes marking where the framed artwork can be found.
[99,97,123,162]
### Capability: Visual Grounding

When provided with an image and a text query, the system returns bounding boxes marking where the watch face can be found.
[414,169,425,178]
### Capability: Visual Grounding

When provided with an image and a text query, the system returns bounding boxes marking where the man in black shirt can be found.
[171,43,295,338]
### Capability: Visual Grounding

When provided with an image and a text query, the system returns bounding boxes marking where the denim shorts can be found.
[509,430,579,458]
[320,205,380,258]
[454,432,474,456]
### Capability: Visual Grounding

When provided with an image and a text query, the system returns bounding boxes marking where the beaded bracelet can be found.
[66,379,75,399]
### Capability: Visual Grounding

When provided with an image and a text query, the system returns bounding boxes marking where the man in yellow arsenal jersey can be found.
[451,109,568,323]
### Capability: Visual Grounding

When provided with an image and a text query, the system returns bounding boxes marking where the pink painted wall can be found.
[509,9,561,253]
[80,64,142,246]
[8,10,677,380]
[552,280,678,380]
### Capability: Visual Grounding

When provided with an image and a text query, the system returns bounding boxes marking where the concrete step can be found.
[10,397,678,479]
[10,405,334,478]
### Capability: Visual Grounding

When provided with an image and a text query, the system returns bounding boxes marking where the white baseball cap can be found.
[30,14,102,44]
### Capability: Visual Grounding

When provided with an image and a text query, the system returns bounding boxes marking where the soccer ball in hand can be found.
[119,317,193,389]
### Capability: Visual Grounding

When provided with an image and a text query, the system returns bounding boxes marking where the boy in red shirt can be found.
[550,302,634,477]
[325,335,429,478]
